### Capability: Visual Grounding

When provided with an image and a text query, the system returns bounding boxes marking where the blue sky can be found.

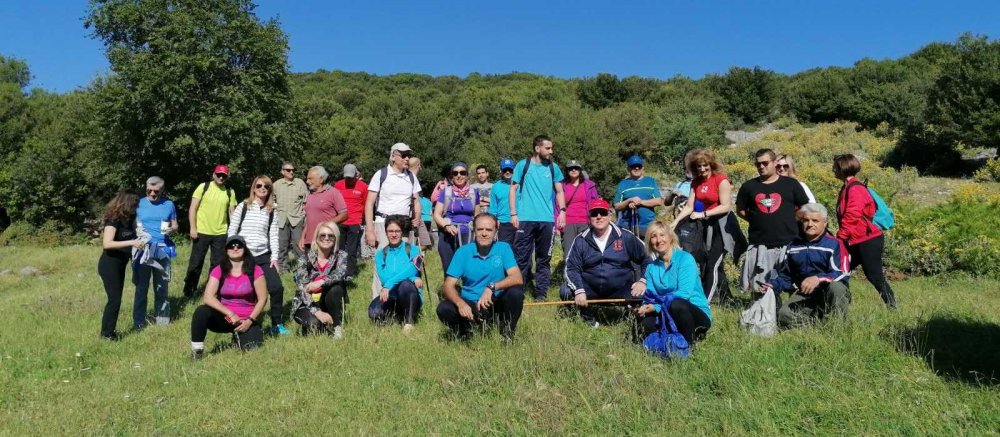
[2,0,999,93]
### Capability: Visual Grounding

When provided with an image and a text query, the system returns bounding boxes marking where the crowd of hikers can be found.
[97,135,897,359]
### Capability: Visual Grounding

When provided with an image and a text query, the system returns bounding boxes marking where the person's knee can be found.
[436,301,455,322]
[192,304,214,320]
[502,286,525,303]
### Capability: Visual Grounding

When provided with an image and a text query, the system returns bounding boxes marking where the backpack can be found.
[641,294,690,359]
[198,182,235,224]
[843,180,895,231]
[516,159,557,193]
[442,186,480,216]
[373,167,417,218]
[234,202,275,235]
[675,218,707,264]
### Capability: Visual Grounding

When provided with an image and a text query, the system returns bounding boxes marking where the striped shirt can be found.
[228,201,279,262]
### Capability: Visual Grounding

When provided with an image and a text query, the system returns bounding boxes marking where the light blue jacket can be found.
[643,248,712,321]
[374,243,423,300]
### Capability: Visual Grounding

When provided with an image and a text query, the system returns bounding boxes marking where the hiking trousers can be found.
[777,281,851,328]
[436,286,525,339]
[512,221,555,299]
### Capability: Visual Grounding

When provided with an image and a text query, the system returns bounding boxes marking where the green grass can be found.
[1,244,998,434]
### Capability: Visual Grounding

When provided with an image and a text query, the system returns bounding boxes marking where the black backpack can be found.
[373,167,417,219]
[675,218,707,264]
[234,202,275,235]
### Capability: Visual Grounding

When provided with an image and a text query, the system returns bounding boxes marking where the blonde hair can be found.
[310,221,341,258]
[687,149,725,177]
[644,220,680,265]
[776,154,799,178]
[245,175,275,211]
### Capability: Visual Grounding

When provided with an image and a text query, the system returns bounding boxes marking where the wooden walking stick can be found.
[524,298,643,307]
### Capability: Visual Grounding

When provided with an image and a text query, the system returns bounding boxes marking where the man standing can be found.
[470,164,493,210]
[761,203,851,328]
[436,213,524,342]
[489,158,516,246]
[333,163,368,270]
[365,142,423,297]
[735,148,810,292]
[273,161,308,270]
[560,199,648,327]
[613,155,663,239]
[298,166,348,252]
[183,165,237,298]
[509,135,566,300]
[135,176,179,327]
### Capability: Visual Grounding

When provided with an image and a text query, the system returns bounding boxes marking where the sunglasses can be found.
[282,168,295,172]
[629,165,643,170]
[451,170,468,176]
[317,233,336,241]
[569,167,582,172]
[589,209,610,218]
[502,168,513,173]
[755,160,772,167]
[146,189,161,195]
[215,173,228,179]
[255,183,271,190]
[226,243,245,250]
[398,151,413,159]
[776,164,790,170]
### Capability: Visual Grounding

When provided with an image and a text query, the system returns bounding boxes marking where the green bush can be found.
[973,158,1000,182]
[0,221,86,247]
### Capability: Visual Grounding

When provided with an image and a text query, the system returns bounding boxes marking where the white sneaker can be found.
[332,325,344,340]
[155,316,170,326]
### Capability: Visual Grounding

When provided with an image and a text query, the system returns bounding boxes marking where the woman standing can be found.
[833,154,897,308]
[559,160,599,254]
[776,154,816,203]
[189,235,267,359]
[369,216,424,332]
[98,191,144,341]
[434,162,479,276]
[636,221,712,345]
[228,175,286,335]
[291,221,351,338]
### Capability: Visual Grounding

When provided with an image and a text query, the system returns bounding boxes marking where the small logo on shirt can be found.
[613,240,623,251]
[754,193,783,213]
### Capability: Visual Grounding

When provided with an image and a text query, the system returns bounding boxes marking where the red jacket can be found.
[836,176,882,246]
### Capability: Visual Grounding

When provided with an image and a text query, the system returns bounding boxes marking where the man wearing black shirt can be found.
[735,149,809,292]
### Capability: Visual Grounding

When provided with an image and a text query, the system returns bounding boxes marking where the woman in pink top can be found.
[558,160,600,254]
[190,235,268,359]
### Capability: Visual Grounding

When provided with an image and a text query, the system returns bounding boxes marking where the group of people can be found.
[97,135,897,358]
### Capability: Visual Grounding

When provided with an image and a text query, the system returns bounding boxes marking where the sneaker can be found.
[589,321,601,329]
[332,325,345,340]
[273,324,290,336]
[101,332,120,342]
[155,316,170,326]
[402,324,415,334]
[191,349,204,361]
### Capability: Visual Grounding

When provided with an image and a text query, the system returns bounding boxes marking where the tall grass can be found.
[0,244,998,434]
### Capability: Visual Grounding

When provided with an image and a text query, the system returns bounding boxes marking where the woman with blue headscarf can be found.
[433,161,480,277]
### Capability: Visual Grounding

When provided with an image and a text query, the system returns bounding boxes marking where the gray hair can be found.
[146,176,165,188]
[308,165,329,183]
[798,202,828,219]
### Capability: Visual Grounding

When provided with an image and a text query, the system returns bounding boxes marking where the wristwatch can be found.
[486,282,497,293]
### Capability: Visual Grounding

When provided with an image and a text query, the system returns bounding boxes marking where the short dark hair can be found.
[533,135,552,148]
[833,154,862,178]
[475,164,488,172]
[754,148,777,161]
[385,215,411,234]
[473,212,499,230]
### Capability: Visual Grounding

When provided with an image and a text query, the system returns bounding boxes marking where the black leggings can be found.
[847,235,897,307]
[190,305,263,350]
[292,284,347,335]
[368,280,422,325]
[252,252,285,325]
[97,252,129,337]
[702,218,729,303]
[639,298,712,344]
[436,287,525,339]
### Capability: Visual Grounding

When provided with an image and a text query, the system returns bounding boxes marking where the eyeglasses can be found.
[255,183,271,190]
[451,170,468,176]
[755,160,772,167]
[317,233,336,241]
[215,173,228,179]
[282,168,295,172]
[146,189,161,195]
[226,243,245,250]
[776,164,790,170]
[589,210,610,218]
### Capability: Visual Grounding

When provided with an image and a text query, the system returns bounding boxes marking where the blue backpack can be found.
[846,180,895,231]
[641,294,690,359]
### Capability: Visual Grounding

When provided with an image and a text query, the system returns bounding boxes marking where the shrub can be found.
[973,158,1000,182]
[0,221,86,247]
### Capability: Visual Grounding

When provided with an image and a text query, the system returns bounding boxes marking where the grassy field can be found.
[1,244,998,435]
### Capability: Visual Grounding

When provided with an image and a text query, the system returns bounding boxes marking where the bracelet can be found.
[510,213,517,216]
[248,316,256,323]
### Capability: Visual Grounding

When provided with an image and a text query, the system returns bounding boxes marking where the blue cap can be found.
[500,157,515,170]
[627,155,644,167]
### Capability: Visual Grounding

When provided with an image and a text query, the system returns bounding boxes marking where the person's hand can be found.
[225,313,241,325]
[556,212,566,229]
[631,281,646,297]
[636,304,655,316]
[306,280,324,293]
[480,198,490,207]
[131,239,145,249]
[574,293,588,307]
[800,276,822,295]
[315,311,333,325]
[297,238,305,252]
[628,196,642,208]
[380,288,390,303]
[189,228,198,240]
[414,278,423,289]
[446,225,459,236]
[412,217,421,229]
[270,260,280,270]
[365,228,377,247]
[234,319,252,333]
[758,282,772,294]
[163,227,174,236]
[511,215,520,229]
[457,301,475,321]
[477,290,494,311]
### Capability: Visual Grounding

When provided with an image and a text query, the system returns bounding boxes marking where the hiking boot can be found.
[273,324,290,336]
[155,316,170,326]
[332,325,345,340]
[191,349,204,361]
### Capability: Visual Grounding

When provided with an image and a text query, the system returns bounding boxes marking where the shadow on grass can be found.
[885,316,1000,386]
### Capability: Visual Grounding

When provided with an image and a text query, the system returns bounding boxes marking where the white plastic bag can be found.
[740,289,777,337]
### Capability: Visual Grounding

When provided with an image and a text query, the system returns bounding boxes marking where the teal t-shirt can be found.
[512,159,563,223]
[614,176,662,228]
[445,242,518,301]
[489,179,513,223]
[420,197,433,223]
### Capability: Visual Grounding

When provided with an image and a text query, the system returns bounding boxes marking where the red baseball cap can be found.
[588,198,610,212]
[213,165,230,176]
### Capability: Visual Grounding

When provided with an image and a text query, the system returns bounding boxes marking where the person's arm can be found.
[364,188,377,229]
[673,254,702,307]
[433,200,456,235]
[494,265,524,291]
[412,193,422,225]
[102,225,141,250]
[697,180,732,219]
[626,234,649,295]
[563,237,586,294]
[331,190,349,224]
[639,179,664,208]
[228,191,237,216]
[837,184,866,242]
[613,183,629,211]
[201,274,234,319]
[268,210,279,264]
[508,182,520,228]
[819,238,851,283]
[554,181,567,228]
[188,196,201,239]
[227,203,241,237]
[670,187,697,228]
[765,257,794,293]
[734,184,749,220]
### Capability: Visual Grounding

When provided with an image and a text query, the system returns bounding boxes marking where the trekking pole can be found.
[523,298,643,308]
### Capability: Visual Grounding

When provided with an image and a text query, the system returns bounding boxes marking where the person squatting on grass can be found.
[190,235,267,359]
[133,176,179,328]
[434,161,481,278]
[636,221,713,345]
[98,191,144,341]
[559,198,648,327]
[437,213,525,341]
[833,154,898,309]
[760,203,852,328]
[184,165,238,298]
[509,135,567,300]
[290,221,351,339]
[369,216,424,333]
[227,175,286,336]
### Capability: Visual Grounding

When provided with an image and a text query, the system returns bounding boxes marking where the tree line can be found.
[0,0,998,234]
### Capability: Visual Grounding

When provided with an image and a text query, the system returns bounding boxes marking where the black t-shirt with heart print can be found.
[735,176,809,247]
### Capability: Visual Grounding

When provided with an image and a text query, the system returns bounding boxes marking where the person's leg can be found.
[368,296,391,324]
[255,253,285,327]
[532,223,555,299]
[277,223,291,269]
[666,299,712,343]
[321,284,346,327]
[512,222,537,292]
[98,254,128,338]
[292,307,326,335]
[132,263,151,329]
[639,315,659,339]
[854,236,896,308]
[152,259,171,325]
[436,299,475,338]
[183,234,212,297]
[777,292,815,328]
[498,222,516,247]
[208,234,227,268]
[191,305,233,343]
[821,281,852,319]
[438,231,458,279]
[346,225,363,274]
[289,222,305,262]
[234,322,264,350]
[494,286,525,339]
[395,280,421,325]
[370,221,390,299]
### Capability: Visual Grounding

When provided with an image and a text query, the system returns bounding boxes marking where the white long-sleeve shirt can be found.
[228,201,279,263]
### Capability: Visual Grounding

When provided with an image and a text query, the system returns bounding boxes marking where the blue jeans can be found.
[133,259,171,329]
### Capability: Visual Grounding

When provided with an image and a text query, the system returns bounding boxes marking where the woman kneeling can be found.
[190,235,267,359]
[637,220,713,345]
[291,221,351,339]
[369,216,424,332]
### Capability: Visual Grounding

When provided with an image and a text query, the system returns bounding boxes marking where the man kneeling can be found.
[761,203,851,328]
[560,198,648,326]
[436,213,524,341]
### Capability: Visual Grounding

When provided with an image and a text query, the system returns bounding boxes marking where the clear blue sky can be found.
[2,0,999,93]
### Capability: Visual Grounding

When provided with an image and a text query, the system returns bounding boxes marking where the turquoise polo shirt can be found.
[489,179,513,223]
[511,159,563,223]
[614,176,662,228]
[445,241,519,301]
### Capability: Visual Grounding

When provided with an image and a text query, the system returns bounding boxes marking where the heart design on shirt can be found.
[754,193,782,213]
